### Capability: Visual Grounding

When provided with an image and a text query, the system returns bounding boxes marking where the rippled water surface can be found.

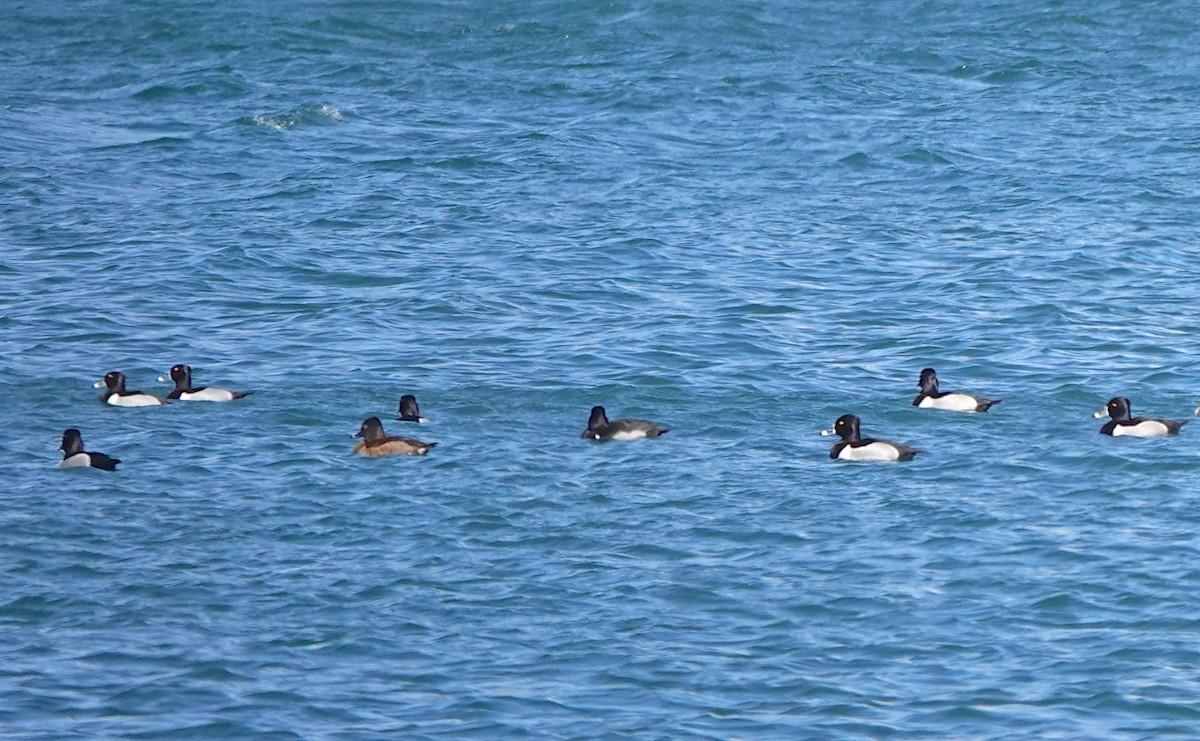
[4,1,1200,737]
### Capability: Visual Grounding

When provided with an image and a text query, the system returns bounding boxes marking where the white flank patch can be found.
[107,394,162,407]
[610,430,648,441]
[1113,420,1170,437]
[58,454,91,468]
[920,394,981,412]
[838,443,902,462]
[181,388,236,402]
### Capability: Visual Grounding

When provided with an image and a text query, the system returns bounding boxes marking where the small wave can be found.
[838,152,874,168]
[249,104,345,132]
[901,148,954,166]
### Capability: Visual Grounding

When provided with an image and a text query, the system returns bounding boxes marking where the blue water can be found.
[4,1,1200,737]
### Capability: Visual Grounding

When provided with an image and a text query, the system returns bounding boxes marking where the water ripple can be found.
[5,0,1200,738]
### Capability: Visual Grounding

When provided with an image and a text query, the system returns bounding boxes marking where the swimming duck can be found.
[396,394,428,423]
[821,414,920,461]
[159,364,251,402]
[1095,397,1187,437]
[58,428,120,470]
[912,368,1000,413]
[352,417,437,456]
[580,406,668,440]
[94,371,166,406]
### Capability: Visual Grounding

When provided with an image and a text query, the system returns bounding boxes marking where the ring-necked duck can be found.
[158,364,251,401]
[94,371,166,406]
[580,406,668,440]
[821,414,920,461]
[1095,397,1188,437]
[912,368,1000,413]
[58,428,120,470]
[352,417,437,456]
[396,395,428,423]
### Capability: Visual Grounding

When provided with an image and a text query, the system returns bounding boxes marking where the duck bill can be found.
[1093,408,1109,419]
[819,427,837,437]
[157,374,170,383]
[92,380,105,388]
